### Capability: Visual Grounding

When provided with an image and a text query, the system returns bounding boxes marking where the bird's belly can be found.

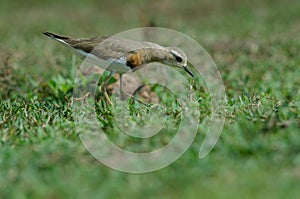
[75,49,131,74]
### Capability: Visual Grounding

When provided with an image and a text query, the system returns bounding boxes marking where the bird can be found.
[42,32,194,104]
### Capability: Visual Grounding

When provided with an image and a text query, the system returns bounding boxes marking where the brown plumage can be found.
[43,32,194,104]
[42,32,193,74]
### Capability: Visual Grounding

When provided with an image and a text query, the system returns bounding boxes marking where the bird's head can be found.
[164,47,194,77]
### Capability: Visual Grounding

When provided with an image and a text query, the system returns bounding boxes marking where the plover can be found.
[43,32,194,104]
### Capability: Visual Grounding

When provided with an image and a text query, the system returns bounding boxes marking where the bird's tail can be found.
[42,32,71,45]
[43,32,70,39]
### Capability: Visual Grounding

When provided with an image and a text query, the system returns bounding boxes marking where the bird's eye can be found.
[175,56,182,62]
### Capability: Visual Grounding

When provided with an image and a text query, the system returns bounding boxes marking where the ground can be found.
[0,0,300,198]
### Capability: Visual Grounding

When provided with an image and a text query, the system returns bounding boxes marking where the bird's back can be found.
[79,37,165,60]
[43,32,165,60]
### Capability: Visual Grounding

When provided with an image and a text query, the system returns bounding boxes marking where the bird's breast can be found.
[126,51,145,69]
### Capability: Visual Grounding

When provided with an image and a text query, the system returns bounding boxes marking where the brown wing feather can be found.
[44,32,166,65]
[70,37,128,60]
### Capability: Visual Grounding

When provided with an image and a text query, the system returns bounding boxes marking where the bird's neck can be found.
[142,48,169,63]
[126,48,169,68]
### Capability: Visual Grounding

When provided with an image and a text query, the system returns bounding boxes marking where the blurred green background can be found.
[0,0,300,198]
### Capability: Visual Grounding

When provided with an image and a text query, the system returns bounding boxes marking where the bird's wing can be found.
[44,32,165,60]
[86,37,165,60]
[43,32,167,72]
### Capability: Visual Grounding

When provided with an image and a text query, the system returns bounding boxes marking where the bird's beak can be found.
[183,65,194,77]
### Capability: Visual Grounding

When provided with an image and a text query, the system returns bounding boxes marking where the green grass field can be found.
[1,0,300,198]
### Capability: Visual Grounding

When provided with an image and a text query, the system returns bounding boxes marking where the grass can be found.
[0,0,300,198]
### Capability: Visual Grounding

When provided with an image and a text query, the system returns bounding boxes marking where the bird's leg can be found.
[119,74,136,101]
[100,71,114,105]
[119,74,125,100]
